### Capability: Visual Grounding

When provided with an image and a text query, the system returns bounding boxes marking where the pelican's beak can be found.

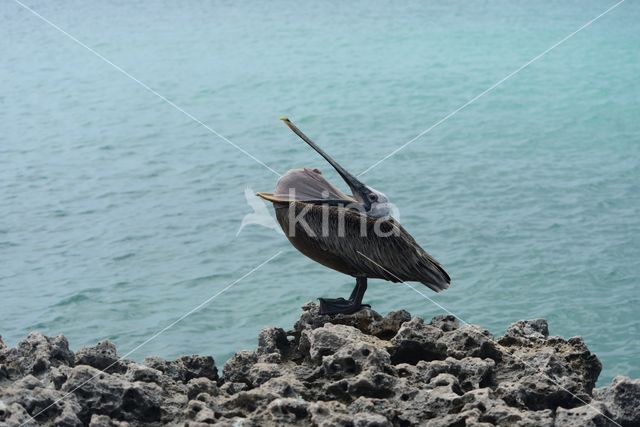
[256,192,287,203]
[280,117,371,209]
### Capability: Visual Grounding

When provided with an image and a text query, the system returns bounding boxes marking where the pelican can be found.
[258,118,450,315]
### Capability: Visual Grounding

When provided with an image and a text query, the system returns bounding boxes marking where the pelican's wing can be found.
[287,202,450,291]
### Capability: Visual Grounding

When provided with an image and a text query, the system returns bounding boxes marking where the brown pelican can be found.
[258,118,450,315]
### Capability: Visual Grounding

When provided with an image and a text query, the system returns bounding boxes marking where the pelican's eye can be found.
[368,193,378,202]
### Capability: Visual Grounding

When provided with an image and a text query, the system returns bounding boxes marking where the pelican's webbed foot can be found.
[318,277,369,315]
[319,297,369,315]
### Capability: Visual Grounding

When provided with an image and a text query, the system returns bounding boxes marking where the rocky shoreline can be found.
[1,303,637,426]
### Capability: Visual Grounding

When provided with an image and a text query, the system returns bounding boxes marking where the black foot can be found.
[319,297,370,315]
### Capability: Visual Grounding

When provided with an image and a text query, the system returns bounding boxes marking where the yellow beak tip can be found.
[279,115,289,122]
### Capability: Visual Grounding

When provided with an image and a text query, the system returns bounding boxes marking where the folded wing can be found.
[281,201,450,292]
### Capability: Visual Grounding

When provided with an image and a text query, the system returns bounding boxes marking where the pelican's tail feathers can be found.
[417,258,450,293]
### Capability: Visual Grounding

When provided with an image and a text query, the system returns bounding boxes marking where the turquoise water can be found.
[1,0,638,385]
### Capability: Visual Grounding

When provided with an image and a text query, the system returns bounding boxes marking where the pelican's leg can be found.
[319,277,369,315]
[348,277,370,305]
[348,281,359,301]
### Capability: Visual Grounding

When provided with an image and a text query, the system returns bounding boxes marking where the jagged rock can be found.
[500,319,549,344]
[53,405,83,427]
[326,370,397,401]
[266,397,309,423]
[179,355,218,382]
[0,332,74,379]
[75,340,126,374]
[430,314,460,332]
[222,350,257,385]
[322,341,391,380]
[0,374,82,425]
[349,397,400,424]
[459,387,554,426]
[424,409,488,427]
[60,365,162,424]
[404,356,495,392]
[0,401,34,426]
[593,376,640,426]
[308,400,353,426]
[294,303,410,340]
[369,310,412,340]
[554,404,611,427]
[219,381,249,395]
[301,323,389,363]
[187,377,219,399]
[88,414,130,426]
[0,302,636,426]
[143,354,217,384]
[494,320,603,411]
[389,316,446,364]
[224,387,280,415]
[439,324,502,361]
[143,356,184,382]
[247,362,288,386]
[259,374,306,399]
[124,363,161,383]
[354,413,393,427]
[256,327,290,358]
[0,364,9,381]
[48,365,73,390]
[184,399,218,424]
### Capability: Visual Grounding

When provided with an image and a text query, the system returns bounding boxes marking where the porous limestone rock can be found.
[0,303,636,426]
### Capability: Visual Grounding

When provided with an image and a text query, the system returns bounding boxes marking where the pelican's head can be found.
[361,186,393,218]
[280,117,393,219]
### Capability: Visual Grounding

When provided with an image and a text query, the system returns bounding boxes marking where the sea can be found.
[1,0,638,385]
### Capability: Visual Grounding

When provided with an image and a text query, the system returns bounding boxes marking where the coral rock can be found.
[0,302,636,426]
